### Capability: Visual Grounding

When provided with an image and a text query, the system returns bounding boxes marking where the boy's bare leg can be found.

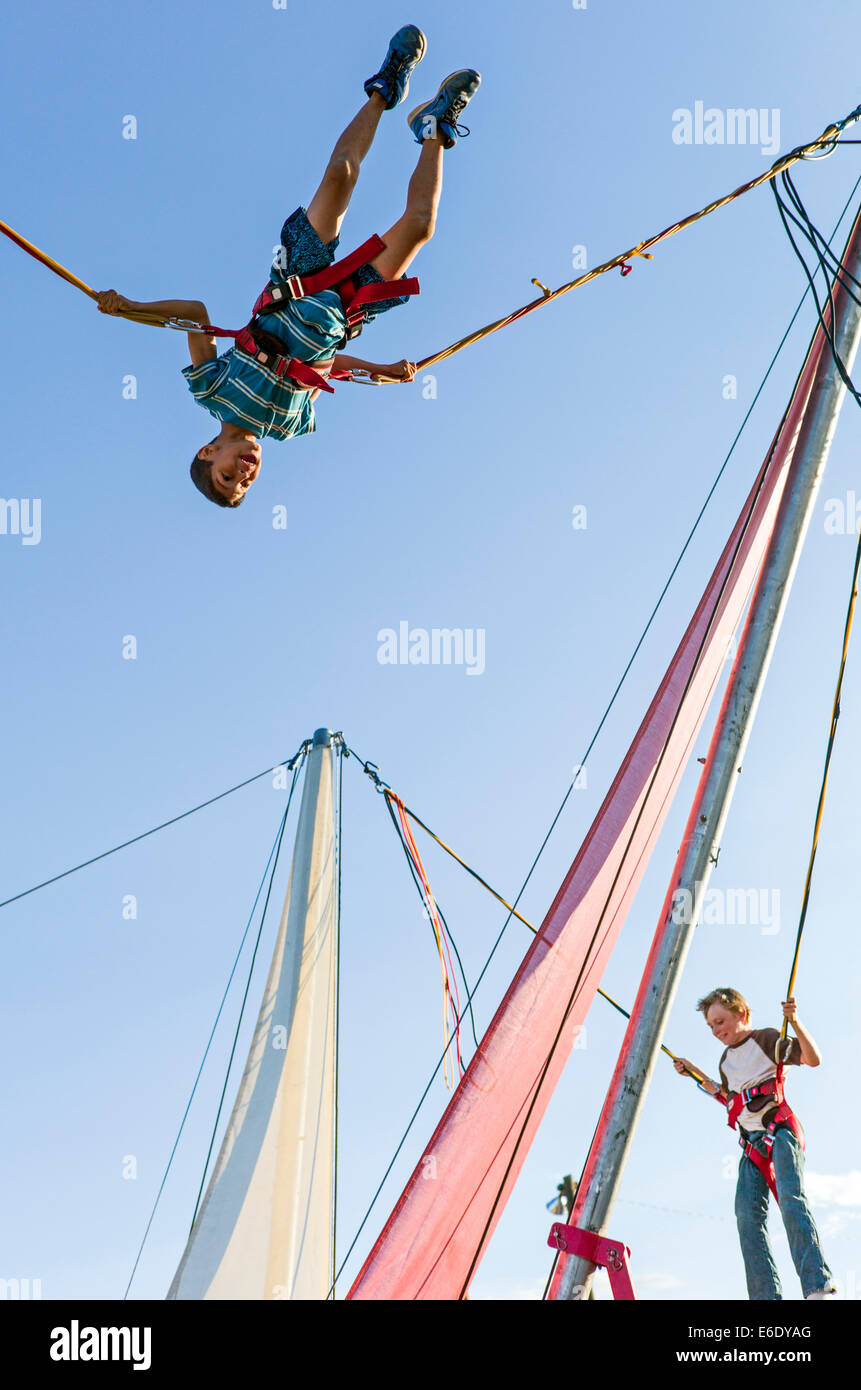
[372,137,444,280]
[306,93,387,244]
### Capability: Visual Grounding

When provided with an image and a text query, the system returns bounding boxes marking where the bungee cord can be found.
[0,745,310,912]
[3,103,861,379]
[122,752,305,1298]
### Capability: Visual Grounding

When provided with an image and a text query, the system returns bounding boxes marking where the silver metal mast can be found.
[550,205,861,1300]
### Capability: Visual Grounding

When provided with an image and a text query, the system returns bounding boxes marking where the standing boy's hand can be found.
[781,997,822,1065]
[673,1057,719,1092]
[782,997,798,1024]
[673,1056,701,1076]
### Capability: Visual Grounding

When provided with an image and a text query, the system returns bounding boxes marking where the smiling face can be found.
[705,1002,750,1047]
[196,435,262,505]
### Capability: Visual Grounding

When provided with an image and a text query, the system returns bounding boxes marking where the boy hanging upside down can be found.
[95,26,480,508]
[674,988,836,1301]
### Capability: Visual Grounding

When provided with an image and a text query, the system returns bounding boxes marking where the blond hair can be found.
[696,987,750,1021]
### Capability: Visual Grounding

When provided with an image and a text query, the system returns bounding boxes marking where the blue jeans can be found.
[735,1125,832,1299]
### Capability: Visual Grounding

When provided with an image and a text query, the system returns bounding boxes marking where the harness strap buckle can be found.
[257,275,305,312]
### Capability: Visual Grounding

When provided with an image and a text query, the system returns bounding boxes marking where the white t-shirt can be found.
[718,1027,802,1133]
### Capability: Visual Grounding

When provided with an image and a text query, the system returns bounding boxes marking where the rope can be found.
[185,759,301,1235]
[772,170,861,408]
[381,788,690,1069]
[391,799,538,934]
[0,217,169,326]
[331,741,345,1299]
[121,776,301,1298]
[0,748,309,911]
[781,523,861,1037]
[414,105,861,374]
[383,790,483,1082]
[765,173,861,1036]
[390,793,464,1085]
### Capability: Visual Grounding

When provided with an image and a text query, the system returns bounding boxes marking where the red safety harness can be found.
[713,1063,805,1203]
[200,234,419,394]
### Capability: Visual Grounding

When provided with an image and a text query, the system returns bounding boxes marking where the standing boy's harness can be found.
[711,1062,805,1203]
[197,235,419,394]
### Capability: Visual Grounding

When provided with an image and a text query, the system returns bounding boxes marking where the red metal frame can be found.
[547,1223,636,1300]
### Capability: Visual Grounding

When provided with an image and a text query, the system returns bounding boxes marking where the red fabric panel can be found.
[347,327,826,1301]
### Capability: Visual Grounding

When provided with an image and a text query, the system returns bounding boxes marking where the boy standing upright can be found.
[675,987,836,1300]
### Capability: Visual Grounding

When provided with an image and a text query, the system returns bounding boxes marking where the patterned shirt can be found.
[182,288,348,442]
[718,1028,803,1132]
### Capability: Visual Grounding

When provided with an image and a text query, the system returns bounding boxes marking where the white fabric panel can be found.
[168,740,337,1300]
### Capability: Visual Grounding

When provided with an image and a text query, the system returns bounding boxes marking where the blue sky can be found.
[2,0,861,1303]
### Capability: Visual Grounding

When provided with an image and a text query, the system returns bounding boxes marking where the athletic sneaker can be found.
[364,25,427,110]
[805,1288,838,1299]
[408,69,481,148]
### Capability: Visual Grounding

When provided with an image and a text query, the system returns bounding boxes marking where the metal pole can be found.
[550,206,861,1300]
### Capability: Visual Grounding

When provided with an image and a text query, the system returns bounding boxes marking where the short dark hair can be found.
[190,449,245,508]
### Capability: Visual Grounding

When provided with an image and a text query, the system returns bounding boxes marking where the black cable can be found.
[783,522,861,1011]
[772,171,861,409]
[773,183,841,357]
[358,775,692,1058]
[186,757,302,1235]
[779,186,845,331]
[387,798,538,935]
[780,172,861,297]
[122,787,300,1299]
[541,1106,606,1301]
[331,741,345,1300]
[0,747,309,911]
[780,173,858,284]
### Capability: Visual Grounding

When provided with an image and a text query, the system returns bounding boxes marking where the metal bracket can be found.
[547,1223,637,1300]
[362,761,391,794]
[285,739,311,771]
[281,274,304,300]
